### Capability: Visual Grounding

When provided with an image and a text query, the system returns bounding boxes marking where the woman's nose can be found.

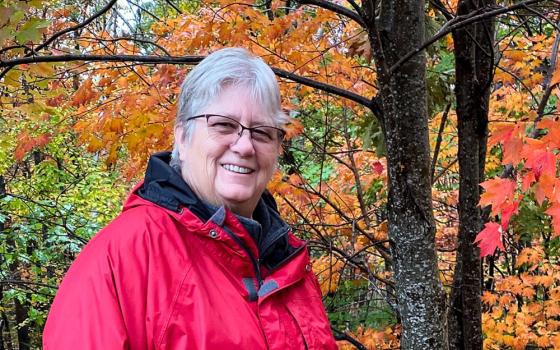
[230,129,256,156]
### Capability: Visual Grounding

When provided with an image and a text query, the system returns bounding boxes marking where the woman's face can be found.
[175,85,281,217]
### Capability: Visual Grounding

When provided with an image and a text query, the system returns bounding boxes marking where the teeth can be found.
[223,164,253,174]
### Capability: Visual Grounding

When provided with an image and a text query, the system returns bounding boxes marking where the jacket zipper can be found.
[221,226,263,287]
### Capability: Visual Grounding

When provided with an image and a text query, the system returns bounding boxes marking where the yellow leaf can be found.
[3,69,22,87]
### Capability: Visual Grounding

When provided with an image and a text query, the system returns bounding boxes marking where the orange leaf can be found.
[534,173,555,205]
[481,291,498,305]
[284,118,304,139]
[479,178,516,215]
[475,222,504,257]
[521,172,535,192]
[551,63,560,86]
[502,135,524,166]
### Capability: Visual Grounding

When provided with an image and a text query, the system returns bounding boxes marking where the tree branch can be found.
[532,25,560,135]
[0,53,379,112]
[33,0,118,55]
[332,328,368,350]
[272,67,373,108]
[165,0,183,14]
[297,0,366,27]
[389,0,546,73]
[431,103,451,184]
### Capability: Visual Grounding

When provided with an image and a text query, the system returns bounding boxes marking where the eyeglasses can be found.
[188,114,286,150]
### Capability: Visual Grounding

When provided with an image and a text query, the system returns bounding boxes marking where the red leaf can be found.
[475,222,504,257]
[545,203,560,237]
[372,161,384,175]
[479,178,516,215]
[521,172,535,192]
[522,140,556,180]
[501,200,519,229]
[13,131,52,161]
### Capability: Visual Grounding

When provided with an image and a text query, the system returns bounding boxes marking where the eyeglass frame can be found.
[187,114,287,144]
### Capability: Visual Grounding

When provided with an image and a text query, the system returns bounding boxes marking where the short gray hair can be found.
[170,47,288,170]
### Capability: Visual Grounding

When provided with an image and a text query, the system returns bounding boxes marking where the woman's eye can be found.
[252,129,273,142]
[211,122,238,132]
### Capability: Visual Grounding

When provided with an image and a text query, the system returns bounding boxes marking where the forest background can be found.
[0,0,559,348]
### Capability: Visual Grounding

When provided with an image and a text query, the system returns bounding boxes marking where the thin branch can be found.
[332,328,368,350]
[273,67,374,108]
[33,0,118,55]
[81,36,171,56]
[532,25,560,132]
[297,0,366,27]
[165,0,183,14]
[0,45,32,55]
[0,279,57,289]
[521,5,560,32]
[431,103,451,184]
[0,0,118,80]
[345,0,365,20]
[389,0,546,73]
[432,158,458,184]
[429,0,454,21]
[127,0,162,22]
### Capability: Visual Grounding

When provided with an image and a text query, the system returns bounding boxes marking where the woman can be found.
[43,48,338,349]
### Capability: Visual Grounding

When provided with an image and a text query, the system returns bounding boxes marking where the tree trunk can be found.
[364,0,448,347]
[448,0,495,348]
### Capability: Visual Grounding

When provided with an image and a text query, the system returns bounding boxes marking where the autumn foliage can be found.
[1,0,560,348]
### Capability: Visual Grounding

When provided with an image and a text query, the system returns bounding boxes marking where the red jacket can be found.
[43,153,337,349]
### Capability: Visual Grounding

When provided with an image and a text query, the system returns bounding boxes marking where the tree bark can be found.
[448,0,495,348]
[364,0,448,347]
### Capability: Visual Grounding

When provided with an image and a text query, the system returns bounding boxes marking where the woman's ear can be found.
[174,124,184,143]
[174,125,188,162]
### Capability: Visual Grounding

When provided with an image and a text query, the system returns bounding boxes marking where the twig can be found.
[431,103,451,184]
[297,0,366,27]
[332,328,368,350]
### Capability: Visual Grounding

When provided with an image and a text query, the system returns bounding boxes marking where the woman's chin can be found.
[217,188,259,215]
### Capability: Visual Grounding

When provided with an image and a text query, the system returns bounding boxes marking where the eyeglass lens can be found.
[205,115,284,148]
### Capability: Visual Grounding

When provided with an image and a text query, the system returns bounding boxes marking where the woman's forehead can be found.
[201,87,276,124]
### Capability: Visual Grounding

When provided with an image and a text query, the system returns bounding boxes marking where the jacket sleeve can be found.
[42,233,131,349]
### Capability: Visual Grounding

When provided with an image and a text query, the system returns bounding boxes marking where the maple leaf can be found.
[479,178,516,215]
[521,172,536,192]
[372,160,384,175]
[538,118,560,150]
[522,140,556,180]
[481,291,499,305]
[545,203,560,237]
[474,222,504,257]
[504,142,525,169]
[284,118,304,139]
[488,123,515,148]
[500,200,519,229]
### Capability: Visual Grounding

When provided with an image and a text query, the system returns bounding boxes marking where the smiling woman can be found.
[42,48,338,350]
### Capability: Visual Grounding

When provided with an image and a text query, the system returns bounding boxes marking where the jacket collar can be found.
[136,152,296,270]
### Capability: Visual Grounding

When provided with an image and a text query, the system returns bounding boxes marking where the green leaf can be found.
[15,18,50,43]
